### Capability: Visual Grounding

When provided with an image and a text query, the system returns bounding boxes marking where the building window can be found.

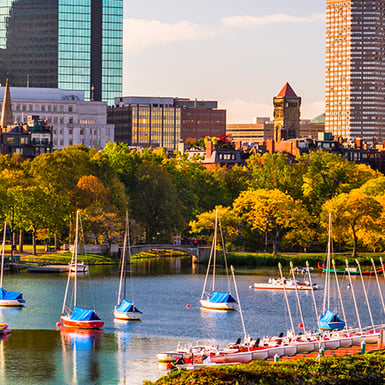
[68,105,73,112]
[68,117,73,124]
[60,117,64,124]
[41,105,45,112]
[5,137,17,144]
[80,129,84,135]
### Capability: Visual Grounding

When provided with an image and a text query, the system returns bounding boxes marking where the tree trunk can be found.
[272,238,277,256]
[54,233,58,250]
[19,231,23,253]
[352,227,357,257]
[32,228,37,255]
[352,235,358,257]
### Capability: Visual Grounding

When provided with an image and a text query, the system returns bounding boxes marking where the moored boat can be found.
[0,222,25,307]
[317,261,385,276]
[59,210,104,329]
[200,209,237,311]
[114,212,142,321]
[69,261,88,273]
[251,277,321,291]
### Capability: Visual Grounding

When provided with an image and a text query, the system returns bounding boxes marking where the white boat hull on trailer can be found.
[251,348,269,360]
[200,299,236,311]
[210,350,252,363]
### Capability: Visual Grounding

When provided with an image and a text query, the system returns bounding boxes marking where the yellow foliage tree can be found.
[321,190,382,256]
[233,189,312,256]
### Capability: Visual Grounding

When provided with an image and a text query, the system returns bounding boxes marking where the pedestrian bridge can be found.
[130,244,209,263]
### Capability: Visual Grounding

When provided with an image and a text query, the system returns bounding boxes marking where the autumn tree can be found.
[233,189,312,255]
[189,206,240,248]
[321,190,382,256]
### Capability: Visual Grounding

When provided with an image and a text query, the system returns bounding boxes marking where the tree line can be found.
[1,143,384,256]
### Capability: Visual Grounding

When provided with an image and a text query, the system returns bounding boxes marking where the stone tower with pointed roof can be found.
[273,82,301,142]
[0,79,13,132]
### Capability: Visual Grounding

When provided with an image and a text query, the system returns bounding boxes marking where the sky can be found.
[123,0,325,123]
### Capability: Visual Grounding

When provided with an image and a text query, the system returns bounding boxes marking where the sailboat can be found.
[319,213,345,331]
[60,210,104,329]
[0,222,25,307]
[114,213,142,321]
[200,210,237,311]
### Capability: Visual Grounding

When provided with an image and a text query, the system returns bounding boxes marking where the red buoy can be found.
[186,304,191,309]
[56,321,62,328]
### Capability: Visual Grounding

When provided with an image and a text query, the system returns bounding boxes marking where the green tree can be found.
[300,151,378,214]
[247,152,304,200]
[9,185,50,255]
[130,161,185,243]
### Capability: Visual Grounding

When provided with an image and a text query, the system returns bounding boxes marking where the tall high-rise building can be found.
[0,0,122,104]
[325,0,385,142]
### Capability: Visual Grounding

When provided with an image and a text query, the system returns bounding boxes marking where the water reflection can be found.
[115,326,131,385]
[60,327,104,385]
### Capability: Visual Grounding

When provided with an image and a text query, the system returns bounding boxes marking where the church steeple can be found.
[0,79,14,131]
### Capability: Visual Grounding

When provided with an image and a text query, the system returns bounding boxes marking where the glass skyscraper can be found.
[0,0,122,104]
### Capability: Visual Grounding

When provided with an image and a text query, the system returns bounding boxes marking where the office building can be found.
[0,86,114,150]
[108,97,180,151]
[174,98,226,143]
[325,0,385,142]
[0,0,122,104]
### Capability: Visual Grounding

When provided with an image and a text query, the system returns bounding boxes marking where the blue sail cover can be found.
[208,291,237,304]
[70,306,101,321]
[319,308,345,330]
[116,299,142,313]
[0,288,23,300]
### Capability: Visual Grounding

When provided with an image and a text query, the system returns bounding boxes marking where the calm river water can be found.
[0,258,384,384]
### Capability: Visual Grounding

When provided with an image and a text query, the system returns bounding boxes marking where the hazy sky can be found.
[123,0,325,123]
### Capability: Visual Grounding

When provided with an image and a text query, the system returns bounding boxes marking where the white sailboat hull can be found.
[200,299,236,311]
[0,299,25,307]
[114,310,142,320]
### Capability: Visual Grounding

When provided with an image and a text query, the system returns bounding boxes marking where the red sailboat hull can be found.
[60,316,104,329]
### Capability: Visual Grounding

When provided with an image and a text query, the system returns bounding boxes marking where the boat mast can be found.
[306,260,320,329]
[219,222,231,293]
[356,259,375,332]
[372,258,385,317]
[200,219,215,299]
[278,263,295,334]
[0,222,6,289]
[117,212,128,306]
[323,213,332,313]
[74,210,79,307]
[345,259,362,331]
[332,259,348,330]
[290,261,306,334]
[231,266,247,341]
[211,209,218,293]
